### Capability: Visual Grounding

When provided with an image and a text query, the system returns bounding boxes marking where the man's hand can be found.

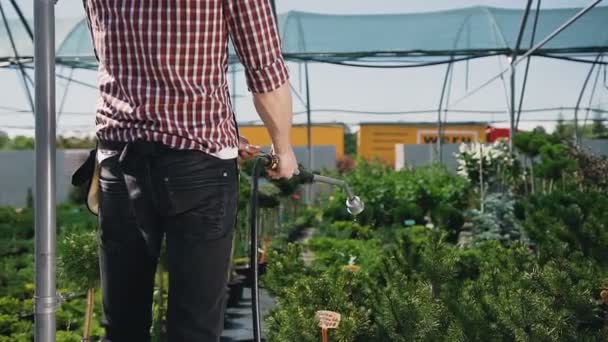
[238,136,261,163]
[267,146,299,179]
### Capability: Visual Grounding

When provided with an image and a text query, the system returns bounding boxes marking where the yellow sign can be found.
[416,129,480,144]
[358,124,486,165]
[238,124,345,157]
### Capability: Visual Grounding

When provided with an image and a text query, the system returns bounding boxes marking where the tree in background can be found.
[344,131,357,156]
[591,110,608,139]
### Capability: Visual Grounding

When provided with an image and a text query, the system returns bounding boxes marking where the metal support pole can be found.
[34,0,57,341]
[436,63,453,163]
[231,64,237,113]
[509,66,517,151]
[509,0,533,151]
[516,0,542,130]
[583,55,603,127]
[450,0,603,108]
[0,3,35,114]
[270,0,278,26]
[304,62,313,204]
[9,0,34,40]
[574,53,602,145]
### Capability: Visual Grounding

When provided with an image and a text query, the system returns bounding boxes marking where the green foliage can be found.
[514,130,559,159]
[520,190,608,264]
[468,192,523,244]
[552,114,608,141]
[58,229,100,291]
[0,253,34,298]
[323,161,469,228]
[307,237,383,273]
[344,132,357,155]
[265,197,608,341]
[431,205,464,243]
[266,269,373,342]
[567,144,608,191]
[263,243,311,297]
[0,136,96,150]
[591,111,608,138]
[0,204,104,340]
[318,221,373,240]
[372,277,459,342]
[0,207,34,240]
[279,207,323,242]
[536,143,576,182]
[0,135,9,149]
[456,140,519,190]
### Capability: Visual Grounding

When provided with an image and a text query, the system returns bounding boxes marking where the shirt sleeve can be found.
[225,0,289,93]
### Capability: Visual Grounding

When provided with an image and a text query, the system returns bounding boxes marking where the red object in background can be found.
[486,126,511,142]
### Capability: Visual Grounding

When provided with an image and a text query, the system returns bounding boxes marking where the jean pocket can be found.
[165,169,230,191]
[98,181,139,248]
[163,167,234,214]
[167,182,238,241]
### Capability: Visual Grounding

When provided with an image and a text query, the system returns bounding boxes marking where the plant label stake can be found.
[315,310,341,342]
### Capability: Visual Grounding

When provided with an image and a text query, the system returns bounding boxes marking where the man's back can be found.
[84,0,288,156]
[85,2,297,341]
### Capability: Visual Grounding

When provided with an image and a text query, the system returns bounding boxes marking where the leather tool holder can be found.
[71,148,100,216]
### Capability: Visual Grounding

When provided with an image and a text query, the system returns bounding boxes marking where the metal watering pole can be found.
[249,153,364,342]
[34,0,58,341]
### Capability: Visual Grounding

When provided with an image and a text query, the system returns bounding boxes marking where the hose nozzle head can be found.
[346,196,365,216]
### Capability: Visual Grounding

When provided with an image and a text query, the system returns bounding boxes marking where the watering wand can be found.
[248,153,364,342]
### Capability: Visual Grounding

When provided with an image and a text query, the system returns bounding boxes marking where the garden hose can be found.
[249,153,365,342]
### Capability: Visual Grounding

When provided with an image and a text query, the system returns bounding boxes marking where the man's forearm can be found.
[253,82,294,154]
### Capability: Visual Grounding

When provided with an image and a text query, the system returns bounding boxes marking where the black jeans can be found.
[97,141,238,342]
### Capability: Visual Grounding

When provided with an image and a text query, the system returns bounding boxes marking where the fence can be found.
[0,146,337,207]
[395,140,608,171]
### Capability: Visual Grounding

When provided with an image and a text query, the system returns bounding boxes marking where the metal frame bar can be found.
[449,0,605,109]
[270,0,278,26]
[34,0,57,341]
[436,63,453,163]
[509,0,534,150]
[9,0,33,40]
[583,55,604,128]
[304,62,313,203]
[435,14,474,163]
[0,2,35,114]
[516,0,542,129]
[574,53,603,144]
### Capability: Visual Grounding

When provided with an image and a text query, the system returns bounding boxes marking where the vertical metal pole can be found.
[231,64,237,113]
[0,3,35,114]
[9,0,34,40]
[509,65,516,152]
[509,0,533,152]
[34,0,57,341]
[270,0,278,26]
[574,54,602,145]
[516,0,542,130]
[437,63,453,163]
[583,56,603,128]
[304,63,313,204]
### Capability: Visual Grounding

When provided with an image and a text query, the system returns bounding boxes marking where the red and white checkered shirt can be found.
[84,0,289,158]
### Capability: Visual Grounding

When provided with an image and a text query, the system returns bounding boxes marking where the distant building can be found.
[358,122,488,165]
[238,124,345,158]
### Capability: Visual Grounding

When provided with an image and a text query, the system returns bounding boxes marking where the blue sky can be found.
[1,0,607,136]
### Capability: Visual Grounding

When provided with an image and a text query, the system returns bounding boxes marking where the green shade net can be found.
[279,6,608,58]
[1,6,607,68]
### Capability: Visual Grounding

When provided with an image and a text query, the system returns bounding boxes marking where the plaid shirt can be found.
[84,0,289,157]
